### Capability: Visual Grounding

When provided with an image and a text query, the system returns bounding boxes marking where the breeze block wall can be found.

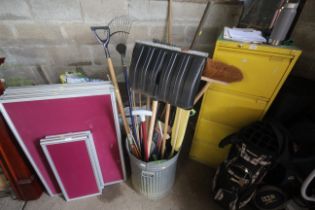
[0,0,242,86]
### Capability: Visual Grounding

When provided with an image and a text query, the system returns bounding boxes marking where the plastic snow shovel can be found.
[169,0,244,157]
[170,60,243,157]
[129,41,208,109]
[129,41,208,161]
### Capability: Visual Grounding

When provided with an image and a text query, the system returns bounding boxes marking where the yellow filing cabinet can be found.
[190,37,301,167]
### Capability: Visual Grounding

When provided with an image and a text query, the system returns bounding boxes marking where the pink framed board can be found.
[41,135,102,201]
[0,83,126,195]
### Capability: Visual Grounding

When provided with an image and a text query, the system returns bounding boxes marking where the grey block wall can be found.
[0,0,242,86]
[291,0,315,80]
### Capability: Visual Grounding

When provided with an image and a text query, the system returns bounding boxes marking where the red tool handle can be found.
[142,122,148,161]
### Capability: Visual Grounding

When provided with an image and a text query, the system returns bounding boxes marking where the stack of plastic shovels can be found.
[129,41,208,161]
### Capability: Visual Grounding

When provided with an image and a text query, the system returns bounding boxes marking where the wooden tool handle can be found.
[168,0,173,44]
[146,96,151,110]
[194,83,211,105]
[161,0,173,159]
[190,1,211,49]
[108,58,141,157]
[107,58,130,135]
[146,100,158,161]
[161,104,170,158]
[146,96,151,131]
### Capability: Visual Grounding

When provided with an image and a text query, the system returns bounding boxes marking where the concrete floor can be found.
[0,117,245,210]
[0,159,225,210]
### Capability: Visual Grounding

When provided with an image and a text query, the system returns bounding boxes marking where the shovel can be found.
[170,59,243,157]
[129,41,208,161]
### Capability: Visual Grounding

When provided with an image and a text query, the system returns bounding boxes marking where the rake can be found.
[108,16,141,150]
[91,23,141,158]
[108,16,133,66]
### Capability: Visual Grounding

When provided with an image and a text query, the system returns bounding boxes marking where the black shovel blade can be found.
[129,43,147,90]
[129,41,207,109]
[175,56,206,108]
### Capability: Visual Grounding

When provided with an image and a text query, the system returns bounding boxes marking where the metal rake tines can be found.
[108,15,134,63]
[108,15,133,45]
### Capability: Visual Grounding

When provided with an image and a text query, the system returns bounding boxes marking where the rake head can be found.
[108,15,134,65]
[108,15,134,45]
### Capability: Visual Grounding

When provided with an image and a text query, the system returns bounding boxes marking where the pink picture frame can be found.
[41,133,102,201]
[0,82,126,195]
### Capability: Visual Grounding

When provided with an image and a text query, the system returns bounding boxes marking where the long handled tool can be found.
[161,0,173,159]
[146,101,158,161]
[169,0,244,156]
[168,0,211,158]
[108,16,140,150]
[169,63,243,157]
[146,0,176,157]
[132,110,152,161]
[170,60,243,156]
[169,0,210,156]
[129,41,208,161]
[194,59,243,104]
[190,0,211,49]
[91,26,141,158]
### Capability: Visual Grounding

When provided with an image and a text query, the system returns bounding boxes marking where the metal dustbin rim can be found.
[126,142,180,169]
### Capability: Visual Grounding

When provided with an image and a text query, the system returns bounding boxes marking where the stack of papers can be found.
[224,27,267,43]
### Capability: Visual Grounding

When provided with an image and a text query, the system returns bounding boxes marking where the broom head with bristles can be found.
[203,59,243,83]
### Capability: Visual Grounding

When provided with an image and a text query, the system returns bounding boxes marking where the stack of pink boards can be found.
[0,82,126,200]
[41,131,102,201]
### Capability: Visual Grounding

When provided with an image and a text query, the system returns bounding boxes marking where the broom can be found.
[108,16,141,151]
[194,59,243,104]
